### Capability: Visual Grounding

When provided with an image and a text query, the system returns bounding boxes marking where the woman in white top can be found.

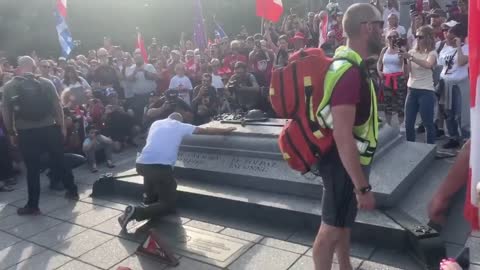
[401,26,438,144]
[437,23,469,149]
[377,29,408,126]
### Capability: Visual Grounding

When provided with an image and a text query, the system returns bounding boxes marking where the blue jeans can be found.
[445,85,470,140]
[405,88,436,144]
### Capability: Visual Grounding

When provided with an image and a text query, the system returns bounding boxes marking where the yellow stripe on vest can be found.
[313,130,323,138]
[304,76,312,87]
[269,87,275,96]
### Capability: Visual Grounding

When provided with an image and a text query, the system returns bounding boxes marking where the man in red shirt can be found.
[311,3,384,270]
[222,40,248,75]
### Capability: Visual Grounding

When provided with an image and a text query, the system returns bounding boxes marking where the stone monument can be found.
[92,115,450,267]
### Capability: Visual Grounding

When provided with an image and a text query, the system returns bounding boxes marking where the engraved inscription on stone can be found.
[171,228,248,262]
[228,157,278,173]
[177,152,220,168]
[176,151,314,183]
[178,231,244,261]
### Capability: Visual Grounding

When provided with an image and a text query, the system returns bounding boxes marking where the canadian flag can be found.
[465,0,480,231]
[136,30,148,63]
[256,0,284,23]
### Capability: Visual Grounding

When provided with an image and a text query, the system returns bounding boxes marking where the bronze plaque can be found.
[153,225,252,268]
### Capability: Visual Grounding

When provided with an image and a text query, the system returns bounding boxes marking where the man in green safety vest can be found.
[311,3,384,270]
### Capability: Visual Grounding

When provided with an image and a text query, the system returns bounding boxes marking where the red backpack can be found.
[270,48,334,175]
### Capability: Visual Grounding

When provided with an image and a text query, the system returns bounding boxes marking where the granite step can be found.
[173,138,436,208]
[92,173,408,249]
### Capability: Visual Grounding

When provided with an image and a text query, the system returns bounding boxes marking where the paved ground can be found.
[1,148,479,270]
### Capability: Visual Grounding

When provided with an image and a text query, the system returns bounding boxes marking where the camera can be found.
[165,89,179,105]
[393,37,407,48]
[409,3,417,12]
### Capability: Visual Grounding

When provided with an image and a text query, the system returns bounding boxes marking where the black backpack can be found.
[11,76,52,121]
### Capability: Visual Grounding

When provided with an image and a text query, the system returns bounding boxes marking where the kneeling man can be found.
[118,113,235,229]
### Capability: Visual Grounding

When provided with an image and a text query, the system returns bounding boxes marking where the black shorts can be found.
[319,150,370,228]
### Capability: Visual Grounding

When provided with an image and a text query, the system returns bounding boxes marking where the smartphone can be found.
[410,3,417,12]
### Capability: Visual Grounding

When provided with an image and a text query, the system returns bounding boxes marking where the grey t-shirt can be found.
[2,74,59,131]
[125,64,157,95]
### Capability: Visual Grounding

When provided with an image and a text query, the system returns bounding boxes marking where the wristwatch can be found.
[357,185,372,195]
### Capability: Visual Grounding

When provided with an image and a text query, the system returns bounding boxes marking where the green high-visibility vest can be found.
[315,46,379,166]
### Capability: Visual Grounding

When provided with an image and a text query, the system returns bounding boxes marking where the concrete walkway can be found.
[0,148,478,270]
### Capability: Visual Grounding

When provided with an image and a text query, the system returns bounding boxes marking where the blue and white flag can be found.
[55,0,73,57]
[213,20,227,39]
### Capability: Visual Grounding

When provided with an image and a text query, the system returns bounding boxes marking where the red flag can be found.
[256,0,284,23]
[136,230,179,266]
[464,0,480,231]
[56,0,67,18]
[136,31,148,62]
[318,11,329,47]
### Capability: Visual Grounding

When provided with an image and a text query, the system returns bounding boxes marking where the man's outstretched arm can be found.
[193,126,236,135]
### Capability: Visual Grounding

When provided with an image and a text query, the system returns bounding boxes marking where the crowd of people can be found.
[0,0,473,269]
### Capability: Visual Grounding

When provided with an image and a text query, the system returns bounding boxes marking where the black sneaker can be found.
[436,129,445,139]
[17,207,41,216]
[118,205,135,231]
[417,125,425,133]
[443,139,460,149]
[64,190,80,200]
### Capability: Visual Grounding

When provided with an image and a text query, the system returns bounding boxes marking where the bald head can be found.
[168,112,183,122]
[343,3,382,39]
[18,56,36,74]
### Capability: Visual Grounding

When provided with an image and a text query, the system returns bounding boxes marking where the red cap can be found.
[292,32,306,41]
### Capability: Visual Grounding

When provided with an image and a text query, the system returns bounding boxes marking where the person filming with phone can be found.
[377,29,408,127]
[126,49,158,125]
[437,22,470,149]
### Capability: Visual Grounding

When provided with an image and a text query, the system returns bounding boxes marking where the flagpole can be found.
[261,17,265,35]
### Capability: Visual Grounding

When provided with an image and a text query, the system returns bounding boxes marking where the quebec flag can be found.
[55,0,74,57]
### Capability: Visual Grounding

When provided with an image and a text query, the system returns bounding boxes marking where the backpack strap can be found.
[437,40,446,55]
